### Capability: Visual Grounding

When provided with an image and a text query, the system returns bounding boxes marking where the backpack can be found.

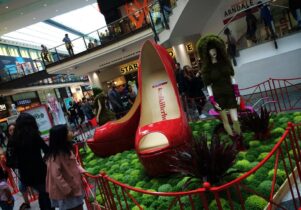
[5,140,18,169]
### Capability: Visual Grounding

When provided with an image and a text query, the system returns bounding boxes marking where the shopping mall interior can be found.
[0,0,301,209]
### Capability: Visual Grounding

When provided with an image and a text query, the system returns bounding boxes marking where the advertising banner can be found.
[24,105,52,138]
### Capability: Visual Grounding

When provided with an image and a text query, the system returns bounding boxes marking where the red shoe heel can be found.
[87,95,140,157]
[135,40,192,176]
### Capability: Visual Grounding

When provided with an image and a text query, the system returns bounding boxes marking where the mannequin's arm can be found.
[47,103,53,113]
[96,100,102,123]
[207,85,221,111]
[231,76,240,105]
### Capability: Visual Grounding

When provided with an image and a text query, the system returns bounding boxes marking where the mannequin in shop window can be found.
[10,104,19,116]
[196,35,244,150]
[47,94,65,125]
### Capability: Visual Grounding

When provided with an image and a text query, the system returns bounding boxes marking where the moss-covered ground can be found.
[80,111,301,209]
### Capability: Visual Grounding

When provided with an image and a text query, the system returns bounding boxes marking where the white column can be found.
[173,44,191,67]
[88,72,102,89]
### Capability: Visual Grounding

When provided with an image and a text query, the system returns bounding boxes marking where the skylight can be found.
[1,3,106,53]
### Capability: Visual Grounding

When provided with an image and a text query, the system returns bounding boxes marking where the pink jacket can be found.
[46,152,83,200]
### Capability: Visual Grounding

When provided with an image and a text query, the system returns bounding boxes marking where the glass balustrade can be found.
[220,0,300,51]
[0,0,177,84]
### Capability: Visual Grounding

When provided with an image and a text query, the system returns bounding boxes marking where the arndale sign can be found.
[223,0,259,24]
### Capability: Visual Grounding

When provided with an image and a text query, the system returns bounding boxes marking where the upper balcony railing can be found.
[0,58,88,87]
[27,74,89,87]
[0,59,45,83]
[0,0,176,84]
[219,0,301,65]
[43,0,176,67]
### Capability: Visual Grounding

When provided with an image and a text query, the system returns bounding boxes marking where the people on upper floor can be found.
[258,2,276,40]
[245,9,258,44]
[288,0,301,28]
[87,39,95,49]
[62,34,74,56]
[41,44,50,63]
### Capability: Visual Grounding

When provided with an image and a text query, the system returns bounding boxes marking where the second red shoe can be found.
[135,40,192,176]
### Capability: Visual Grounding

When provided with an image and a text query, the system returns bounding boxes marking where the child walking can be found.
[46,125,85,210]
[0,168,14,210]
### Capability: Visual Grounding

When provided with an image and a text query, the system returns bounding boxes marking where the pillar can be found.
[88,72,102,89]
[173,43,191,67]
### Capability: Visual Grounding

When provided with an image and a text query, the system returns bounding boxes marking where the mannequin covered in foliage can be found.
[196,35,243,146]
[93,88,115,126]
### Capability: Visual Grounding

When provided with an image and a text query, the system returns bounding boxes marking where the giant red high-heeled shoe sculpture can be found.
[135,40,192,176]
[87,95,140,157]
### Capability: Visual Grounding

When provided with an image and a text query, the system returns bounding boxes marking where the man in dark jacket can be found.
[174,63,186,95]
[108,85,125,119]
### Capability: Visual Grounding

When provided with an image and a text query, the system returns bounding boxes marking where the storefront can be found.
[70,85,84,102]
[0,103,9,131]
[37,89,57,104]
[11,91,41,112]
[81,85,94,98]
[117,60,138,93]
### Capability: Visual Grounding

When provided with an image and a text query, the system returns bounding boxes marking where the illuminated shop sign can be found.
[0,104,6,112]
[185,43,194,53]
[223,0,259,24]
[120,61,138,75]
[166,48,176,58]
[16,99,32,106]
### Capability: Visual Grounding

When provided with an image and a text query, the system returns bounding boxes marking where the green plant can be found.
[245,195,268,210]
[240,107,272,140]
[209,199,230,210]
[257,180,279,198]
[233,159,252,172]
[293,115,301,123]
[158,184,173,192]
[92,87,102,95]
[168,132,238,185]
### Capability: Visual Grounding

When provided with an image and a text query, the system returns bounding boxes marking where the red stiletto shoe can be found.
[135,40,192,176]
[87,95,140,157]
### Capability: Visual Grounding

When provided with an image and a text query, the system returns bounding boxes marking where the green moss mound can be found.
[80,112,296,209]
[245,195,268,210]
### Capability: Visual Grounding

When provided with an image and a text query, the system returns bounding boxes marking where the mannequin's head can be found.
[11,104,16,110]
[207,41,221,63]
[196,35,229,70]
[209,48,217,59]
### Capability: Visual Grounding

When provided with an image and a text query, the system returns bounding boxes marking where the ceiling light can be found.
[20,12,24,15]
[5,6,8,9]
[55,9,59,12]
[33,17,36,20]
[43,3,47,7]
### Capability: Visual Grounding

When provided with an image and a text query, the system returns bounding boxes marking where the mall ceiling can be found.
[0,0,95,36]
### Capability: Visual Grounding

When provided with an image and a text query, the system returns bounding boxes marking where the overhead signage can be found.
[166,48,176,58]
[223,0,259,24]
[120,61,138,75]
[185,43,194,53]
[16,99,32,106]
